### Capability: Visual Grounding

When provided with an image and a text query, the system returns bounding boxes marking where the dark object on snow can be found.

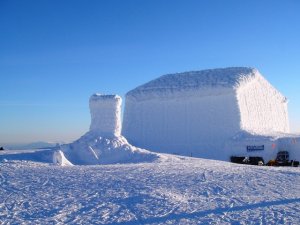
[249,157,265,165]
[0,147,4,151]
[230,156,264,165]
[230,156,245,164]
[266,151,299,167]
[266,160,277,166]
[292,160,299,167]
[276,151,289,165]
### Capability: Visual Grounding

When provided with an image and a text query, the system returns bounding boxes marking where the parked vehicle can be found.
[267,151,299,167]
[230,156,264,165]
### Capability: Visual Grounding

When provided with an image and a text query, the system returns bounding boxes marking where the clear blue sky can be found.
[1,0,300,144]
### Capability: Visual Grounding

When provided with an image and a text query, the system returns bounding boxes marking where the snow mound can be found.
[60,93,161,165]
[61,132,160,165]
[53,150,73,166]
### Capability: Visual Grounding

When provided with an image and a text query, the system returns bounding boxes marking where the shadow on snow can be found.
[107,198,300,225]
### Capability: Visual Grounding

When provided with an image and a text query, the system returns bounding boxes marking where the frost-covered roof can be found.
[90,93,121,102]
[127,67,258,98]
[126,67,287,102]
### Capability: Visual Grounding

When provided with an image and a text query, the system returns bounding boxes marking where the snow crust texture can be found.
[1,157,300,224]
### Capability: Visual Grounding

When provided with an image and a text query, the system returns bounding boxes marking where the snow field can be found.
[0,157,299,224]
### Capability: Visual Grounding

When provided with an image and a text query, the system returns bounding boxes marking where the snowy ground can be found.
[1,150,300,224]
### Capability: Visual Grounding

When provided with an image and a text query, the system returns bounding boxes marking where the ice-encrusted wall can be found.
[89,94,122,136]
[123,67,292,159]
[123,92,241,158]
[237,73,290,134]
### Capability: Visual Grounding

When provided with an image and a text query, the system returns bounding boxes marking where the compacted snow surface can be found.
[1,151,300,224]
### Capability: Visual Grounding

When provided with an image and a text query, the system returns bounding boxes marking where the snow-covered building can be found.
[89,94,122,137]
[123,67,297,161]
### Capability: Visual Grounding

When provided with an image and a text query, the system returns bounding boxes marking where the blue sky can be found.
[0,0,300,144]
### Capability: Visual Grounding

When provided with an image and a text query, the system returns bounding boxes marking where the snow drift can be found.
[62,131,159,165]
[53,150,73,166]
[61,93,159,165]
